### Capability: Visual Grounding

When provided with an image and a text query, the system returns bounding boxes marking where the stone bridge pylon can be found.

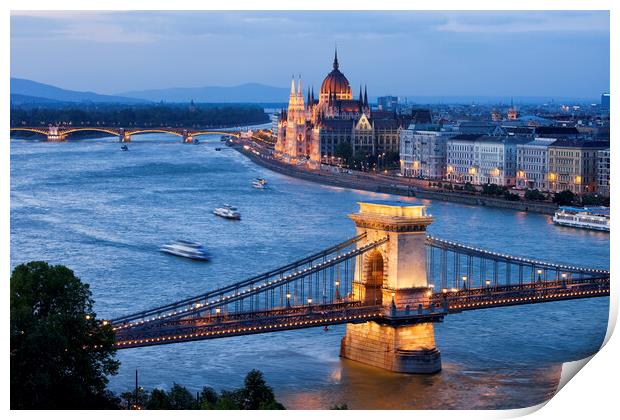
[340,201,442,373]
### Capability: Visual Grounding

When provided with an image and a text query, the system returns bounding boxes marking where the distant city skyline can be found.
[10,10,610,99]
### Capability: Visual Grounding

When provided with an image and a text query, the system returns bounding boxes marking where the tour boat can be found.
[160,240,210,261]
[213,204,241,220]
[252,178,268,189]
[552,206,609,232]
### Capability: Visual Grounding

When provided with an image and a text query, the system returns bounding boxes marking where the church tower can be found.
[283,75,307,161]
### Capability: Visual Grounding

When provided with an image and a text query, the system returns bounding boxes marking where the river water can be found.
[10,134,610,409]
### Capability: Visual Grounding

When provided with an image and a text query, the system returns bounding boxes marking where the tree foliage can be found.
[580,193,609,207]
[10,103,269,130]
[553,190,576,206]
[334,141,353,163]
[481,183,506,196]
[125,370,285,410]
[524,189,546,201]
[10,261,119,409]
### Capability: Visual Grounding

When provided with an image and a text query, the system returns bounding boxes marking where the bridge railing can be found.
[425,236,608,294]
[430,275,609,312]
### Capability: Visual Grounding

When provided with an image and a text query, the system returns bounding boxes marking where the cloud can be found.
[436,11,609,33]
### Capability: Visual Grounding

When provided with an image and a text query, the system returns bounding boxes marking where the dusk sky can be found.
[10,10,610,99]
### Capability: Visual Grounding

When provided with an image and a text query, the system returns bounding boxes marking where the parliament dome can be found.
[320,50,352,100]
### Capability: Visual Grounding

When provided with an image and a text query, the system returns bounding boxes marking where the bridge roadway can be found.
[112,275,609,349]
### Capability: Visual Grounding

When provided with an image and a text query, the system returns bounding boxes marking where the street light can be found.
[537,269,543,282]
[461,275,468,290]
[286,293,291,307]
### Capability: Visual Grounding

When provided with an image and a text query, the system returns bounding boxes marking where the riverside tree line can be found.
[10,102,269,130]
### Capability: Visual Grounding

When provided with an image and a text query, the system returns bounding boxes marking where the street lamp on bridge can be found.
[461,275,468,290]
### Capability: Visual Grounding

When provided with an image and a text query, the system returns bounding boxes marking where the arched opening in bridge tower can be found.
[363,250,384,305]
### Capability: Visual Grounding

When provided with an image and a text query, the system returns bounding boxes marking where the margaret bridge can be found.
[9,126,271,143]
[105,201,609,374]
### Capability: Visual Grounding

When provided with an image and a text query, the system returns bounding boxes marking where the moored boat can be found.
[552,206,609,232]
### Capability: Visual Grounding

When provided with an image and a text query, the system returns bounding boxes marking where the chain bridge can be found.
[108,201,609,373]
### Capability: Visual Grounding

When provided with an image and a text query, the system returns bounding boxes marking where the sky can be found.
[10,10,610,99]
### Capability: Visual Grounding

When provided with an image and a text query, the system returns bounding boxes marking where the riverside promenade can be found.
[232,139,559,215]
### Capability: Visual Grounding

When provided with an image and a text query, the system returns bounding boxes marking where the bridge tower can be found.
[182,130,193,143]
[340,201,442,373]
[119,128,131,142]
[47,126,66,142]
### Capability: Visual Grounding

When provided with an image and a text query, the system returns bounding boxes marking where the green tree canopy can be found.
[334,141,353,164]
[10,261,119,409]
[524,189,546,201]
[553,190,576,206]
[239,369,284,410]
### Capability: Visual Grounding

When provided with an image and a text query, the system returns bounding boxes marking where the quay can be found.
[230,139,560,215]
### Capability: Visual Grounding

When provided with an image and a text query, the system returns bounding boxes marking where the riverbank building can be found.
[275,50,410,167]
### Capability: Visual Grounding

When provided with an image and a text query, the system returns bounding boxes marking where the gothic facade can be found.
[275,50,405,167]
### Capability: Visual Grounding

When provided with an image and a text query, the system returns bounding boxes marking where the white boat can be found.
[160,240,209,261]
[553,206,609,232]
[252,178,268,189]
[213,204,241,220]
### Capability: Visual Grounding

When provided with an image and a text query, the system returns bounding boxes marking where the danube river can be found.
[10,134,609,409]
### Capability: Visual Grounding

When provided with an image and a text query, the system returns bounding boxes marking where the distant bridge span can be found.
[9,126,270,143]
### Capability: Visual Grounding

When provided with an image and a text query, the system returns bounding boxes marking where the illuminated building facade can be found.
[446,135,527,186]
[400,124,452,179]
[547,140,609,194]
[275,50,407,166]
[597,148,610,197]
[516,138,556,190]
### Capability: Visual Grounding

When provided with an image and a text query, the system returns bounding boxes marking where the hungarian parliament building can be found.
[274,50,428,167]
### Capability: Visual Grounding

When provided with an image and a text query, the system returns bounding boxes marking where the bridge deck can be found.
[114,302,383,349]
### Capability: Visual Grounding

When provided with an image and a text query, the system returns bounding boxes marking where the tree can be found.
[524,189,546,201]
[581,193,609,207]
[168,383,196,409]
[214,390,244,409]
[334,141,352,164]
[198,386,219,407]
[503,190,521,201]
[481,183,505,196]
[553,190,576,206]
[145,389,172,410]
[239,369,285,410]
[10,261,119,409]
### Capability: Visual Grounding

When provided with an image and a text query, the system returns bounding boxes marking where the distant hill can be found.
[10,93,64,106]
[10,78,148,104]
[118,83,290,103]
